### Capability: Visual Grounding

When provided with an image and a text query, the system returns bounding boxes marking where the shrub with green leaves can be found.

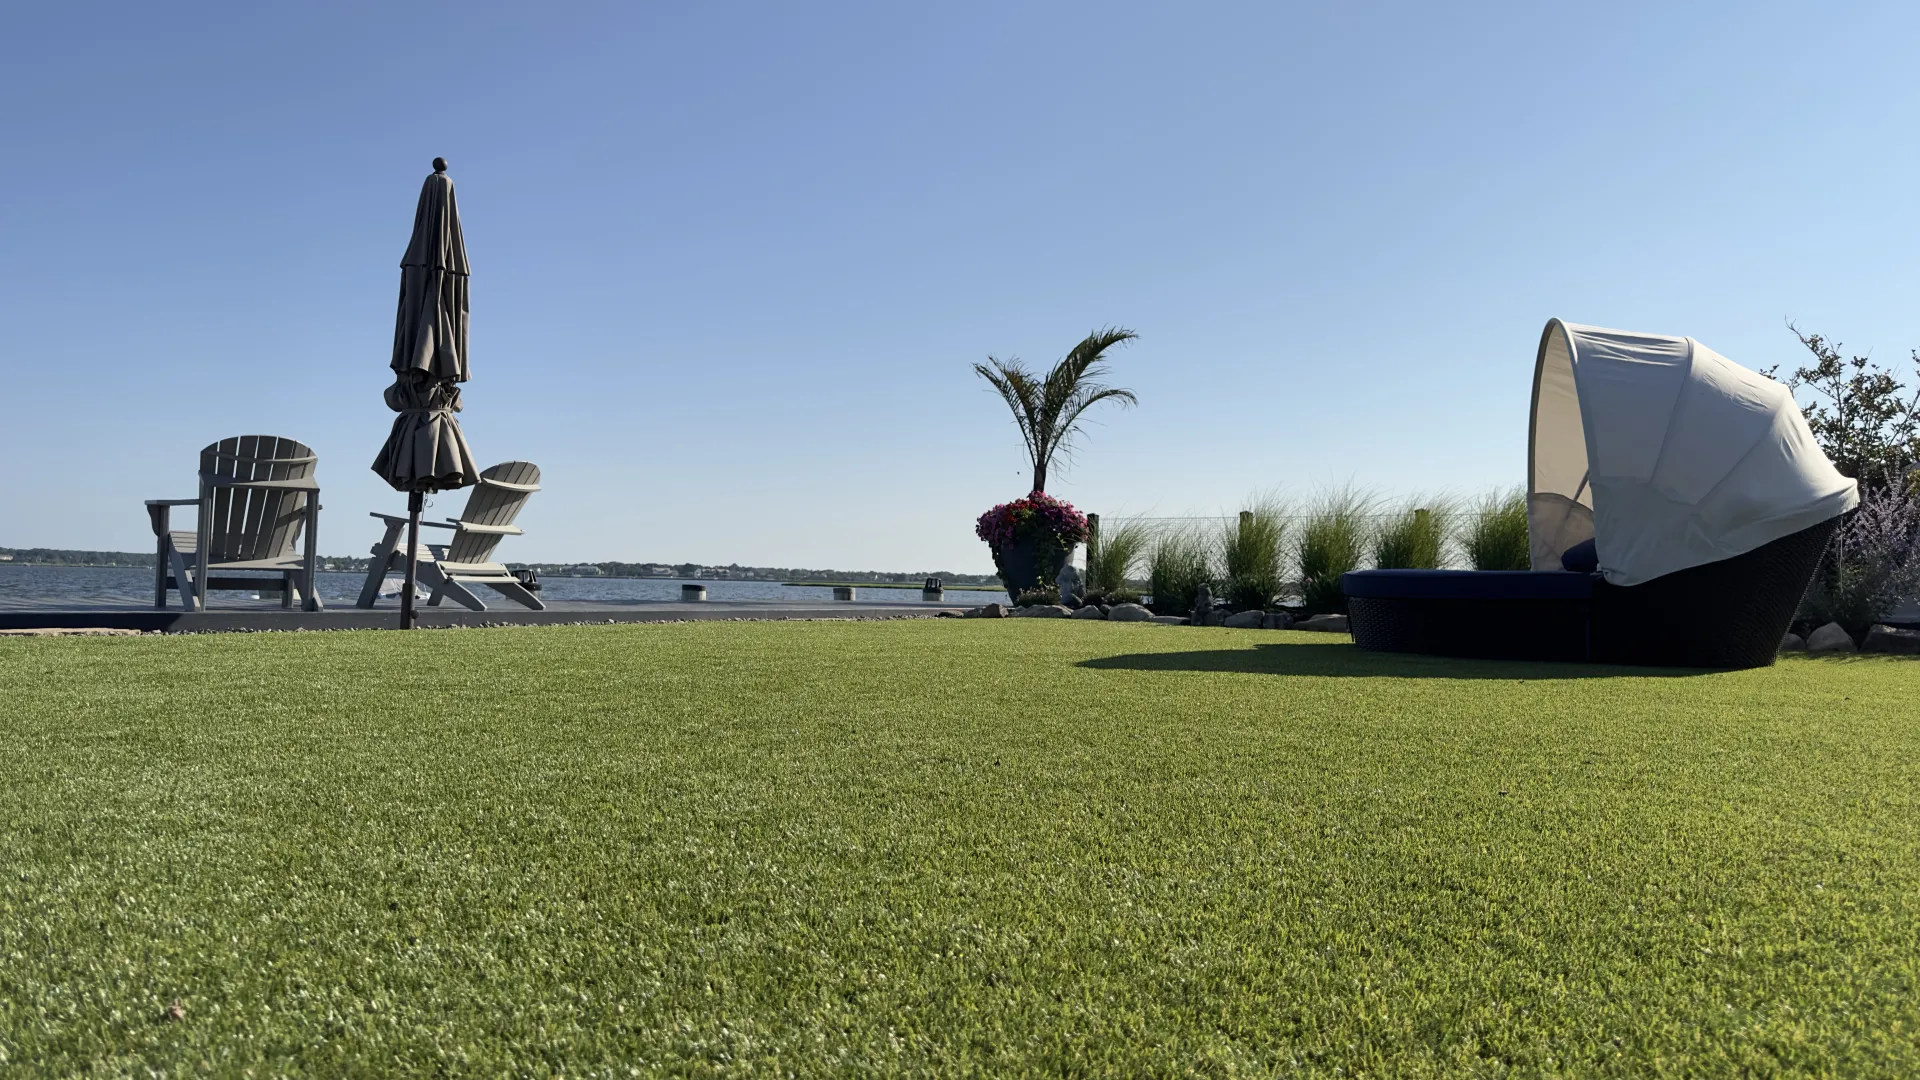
[1465,490,1532,571]
[1146,530,1213,615]
[1296,488,1372,614]
[1221,500,1288,611]
[1800,476,1920,639]
[1084,518,1149,597]
[1013,585,1060,608]
[1372,500,1454,570]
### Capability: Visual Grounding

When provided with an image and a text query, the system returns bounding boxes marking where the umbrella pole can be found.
[401,490,423,630]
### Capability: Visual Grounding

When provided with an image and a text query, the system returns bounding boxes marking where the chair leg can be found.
[486,579,547,611]
[282,572,296,609]
[425,570,487,612]
[356,522,405,609]
[168,546,200,613]
[302,497,323,612]
[154,537,169,609]
[194,486,211,612]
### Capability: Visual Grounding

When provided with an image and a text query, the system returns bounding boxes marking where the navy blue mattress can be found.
[1338,517,1840,668]
[1340,569,1593,601]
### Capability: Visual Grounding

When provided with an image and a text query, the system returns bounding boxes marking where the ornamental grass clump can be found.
[1085,517,1149,598]
[1146,529,1213,615]
[1296,488,1372,614]
[1800,474,1920,640]
[1465,489,1532,571]
[1221,499,1288,611]
[1372,499,1455,570]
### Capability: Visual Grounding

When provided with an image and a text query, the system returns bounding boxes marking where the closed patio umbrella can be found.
[372,157,480,628]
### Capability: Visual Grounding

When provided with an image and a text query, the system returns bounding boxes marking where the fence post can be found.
[1085,513,1100,570]
[1239,510,1253,542]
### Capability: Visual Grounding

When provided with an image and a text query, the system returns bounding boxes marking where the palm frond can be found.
[973,358,1044,470]
[973,328,1139,490]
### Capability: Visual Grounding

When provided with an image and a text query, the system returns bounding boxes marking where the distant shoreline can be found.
[1,561,1004,588]
[781,581,1004,592]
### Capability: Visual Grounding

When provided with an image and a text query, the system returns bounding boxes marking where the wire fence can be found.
[1084,511,1430,545]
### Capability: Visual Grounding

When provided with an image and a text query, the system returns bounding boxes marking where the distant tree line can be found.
[508,561,1000,586]
[0,548,156,567]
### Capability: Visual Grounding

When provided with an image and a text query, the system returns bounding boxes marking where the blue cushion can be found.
[1560,538,1599,573]
[1341,569,1593,601]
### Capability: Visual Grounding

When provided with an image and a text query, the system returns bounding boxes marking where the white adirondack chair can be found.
[356,461,544,611]
[145,435,324,611]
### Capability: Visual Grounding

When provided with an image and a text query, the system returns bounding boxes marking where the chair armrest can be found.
[448,521,524,536]
[204,476,320,491]
[145,499,199,538]
[371,511,455,530]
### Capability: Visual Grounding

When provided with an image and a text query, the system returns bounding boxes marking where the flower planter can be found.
[992,536,1071,602]
[977,492,1090,602]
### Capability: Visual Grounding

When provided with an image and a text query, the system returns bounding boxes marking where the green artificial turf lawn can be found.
[1,622,1917,1077]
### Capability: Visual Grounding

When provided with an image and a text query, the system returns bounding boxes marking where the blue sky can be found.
[3,2,1917,572]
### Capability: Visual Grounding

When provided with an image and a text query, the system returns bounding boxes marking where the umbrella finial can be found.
[432,157,448,173]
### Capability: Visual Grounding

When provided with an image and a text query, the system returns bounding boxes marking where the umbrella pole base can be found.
[401,491,423,630]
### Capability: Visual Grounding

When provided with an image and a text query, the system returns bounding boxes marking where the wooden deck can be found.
[0,599,974,633]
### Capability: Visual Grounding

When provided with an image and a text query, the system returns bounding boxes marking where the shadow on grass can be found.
[1078,639,1714,680]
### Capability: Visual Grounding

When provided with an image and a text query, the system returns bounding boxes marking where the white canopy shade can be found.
[1528,319,1858,586]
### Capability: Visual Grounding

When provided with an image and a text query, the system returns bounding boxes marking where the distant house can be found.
[0,554,12,561]
[567,564,603,577]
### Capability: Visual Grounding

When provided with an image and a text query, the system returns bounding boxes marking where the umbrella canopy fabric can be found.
[373,159,478,493]
[1528,319,1858,587]
[393,164,470,383]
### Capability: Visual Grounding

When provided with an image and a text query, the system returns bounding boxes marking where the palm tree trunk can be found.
[1032,461,1047,493]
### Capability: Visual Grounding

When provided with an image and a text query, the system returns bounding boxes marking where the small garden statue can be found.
[1055,561,1084,607]
[1192,582,1212,625]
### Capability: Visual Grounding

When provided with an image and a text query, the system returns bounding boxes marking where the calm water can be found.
[0,564,1004,610]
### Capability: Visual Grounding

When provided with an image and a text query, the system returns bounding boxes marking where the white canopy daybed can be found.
[1528,320,1857,586]
[1344,319,1856,668]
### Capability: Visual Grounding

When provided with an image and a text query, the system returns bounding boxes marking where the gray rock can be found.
[1222,609,1267,629]
[1778,632,1806,652]
[1071,604,1107,620]
[1107,603,1152,623]
[1806,621,1856,653]
[1147,615,1189,625]
[1012,604,1072,618]
[1295,614,1351,633]
[981,602,1007,619]
[1862,624,1920,655]
[1191,583,1213,625]
[1263,611,1294,630]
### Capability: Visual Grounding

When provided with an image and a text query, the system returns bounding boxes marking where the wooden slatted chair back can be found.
[445,461,541,565]
[198,435,318,563]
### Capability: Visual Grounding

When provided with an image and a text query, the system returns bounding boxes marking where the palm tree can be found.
[973,328,1139,492]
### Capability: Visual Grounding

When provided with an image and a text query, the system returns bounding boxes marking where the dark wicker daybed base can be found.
[1342,518,1838,669]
